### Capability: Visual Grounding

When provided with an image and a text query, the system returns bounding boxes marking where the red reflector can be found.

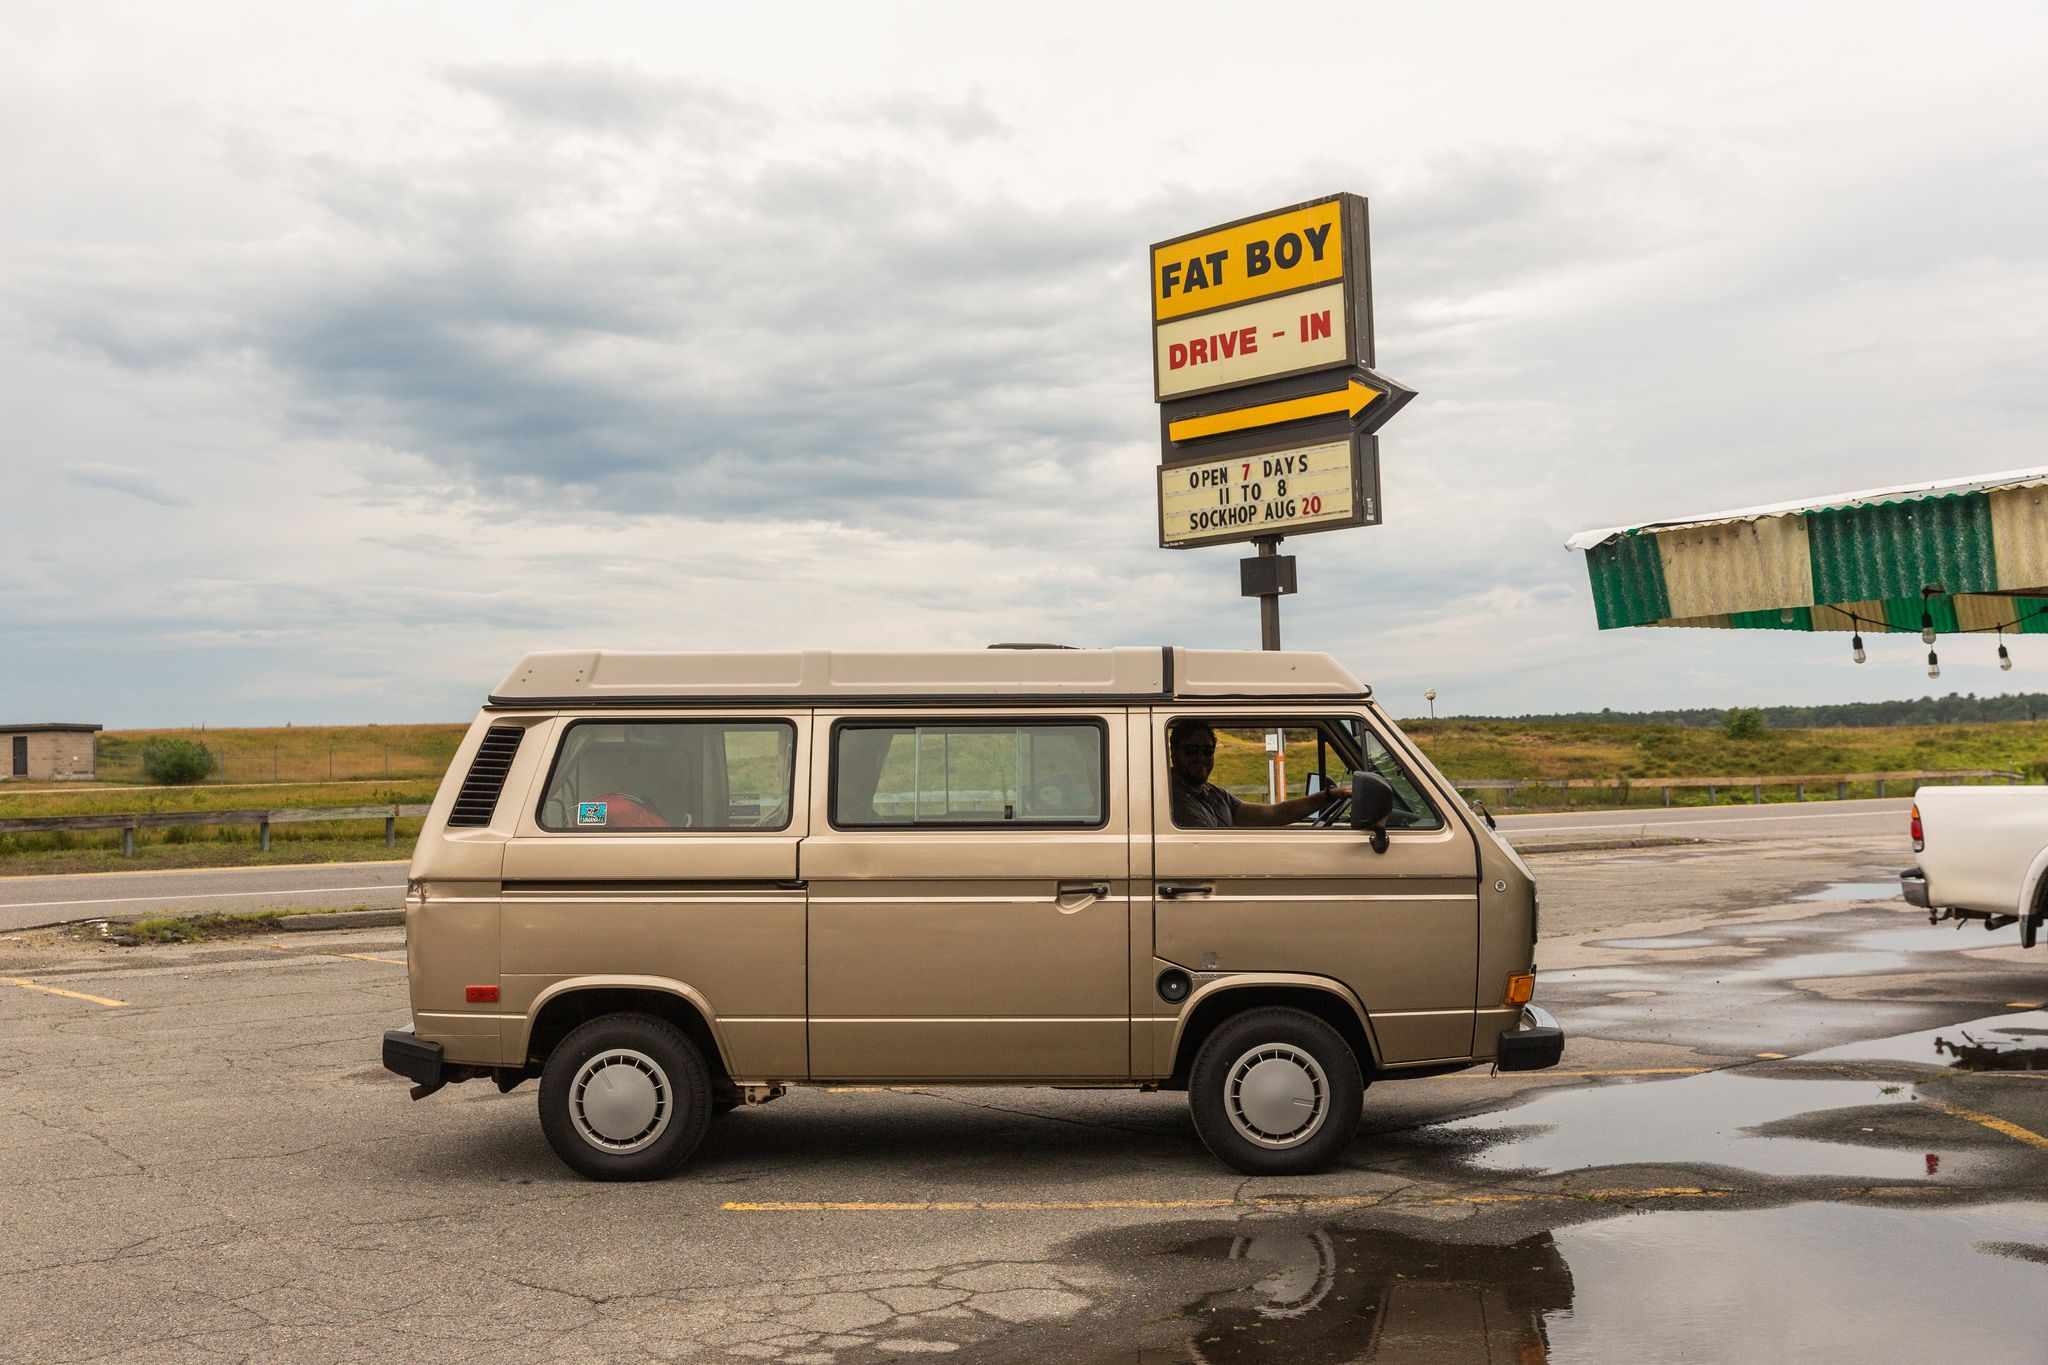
[465,985,499,1004]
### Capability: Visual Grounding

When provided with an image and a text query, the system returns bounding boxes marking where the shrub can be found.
[141,739,216,785]
[1722,708,1766,741]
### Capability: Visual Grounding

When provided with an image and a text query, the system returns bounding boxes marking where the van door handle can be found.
[1057,881,1112,900]
[1158,882,1215,899]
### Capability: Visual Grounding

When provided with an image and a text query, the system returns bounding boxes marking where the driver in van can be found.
[1170,719,1347,829]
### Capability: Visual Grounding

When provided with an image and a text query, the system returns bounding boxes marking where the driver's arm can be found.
[1231,789,1344,827]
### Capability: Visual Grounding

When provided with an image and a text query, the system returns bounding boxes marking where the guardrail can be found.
[1448,770,2027,808]
[0,804,433,857]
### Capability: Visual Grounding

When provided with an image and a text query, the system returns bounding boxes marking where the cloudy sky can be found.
[5,2,2046,725]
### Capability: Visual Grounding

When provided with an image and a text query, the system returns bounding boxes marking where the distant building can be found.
[1,724,102,780]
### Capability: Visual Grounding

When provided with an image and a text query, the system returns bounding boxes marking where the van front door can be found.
[1151,711,1480,1067]
[804,712,1131,1080]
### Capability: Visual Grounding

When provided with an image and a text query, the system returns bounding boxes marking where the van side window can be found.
[537,721,795,832]
[832,721,1105,828]
[1169,719,1443,831]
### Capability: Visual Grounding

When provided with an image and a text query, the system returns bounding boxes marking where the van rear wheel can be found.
[1188,1007,1363,1176]
[539,1013,712,1181]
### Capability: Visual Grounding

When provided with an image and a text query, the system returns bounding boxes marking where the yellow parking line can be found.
[1922,1098,2048,1151]
[0,976,127,1008]
[2007,1001,2044,1009]
[722,1187,1733,1214]
[339,953,406,966]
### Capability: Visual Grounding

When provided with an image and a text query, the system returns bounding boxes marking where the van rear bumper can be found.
[1496,1004,1565,1072]
[1900,868,1931,909]
[383,1028,444,1089]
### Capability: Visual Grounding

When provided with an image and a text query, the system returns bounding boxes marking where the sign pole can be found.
[1256,536,1283,650]
[1239,534,1296,650]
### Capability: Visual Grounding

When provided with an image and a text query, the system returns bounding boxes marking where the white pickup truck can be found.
[1901,786,2048,948]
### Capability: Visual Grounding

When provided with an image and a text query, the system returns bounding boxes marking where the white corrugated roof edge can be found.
[1564,465,2048,553]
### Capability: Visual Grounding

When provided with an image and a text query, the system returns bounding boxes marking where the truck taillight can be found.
[1910,803,1923,852]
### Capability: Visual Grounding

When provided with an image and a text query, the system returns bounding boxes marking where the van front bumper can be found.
[1496,1004,1565,1072]
[383,1028,444,1089]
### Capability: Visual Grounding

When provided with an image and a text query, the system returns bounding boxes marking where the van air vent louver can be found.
[446,725,524,828]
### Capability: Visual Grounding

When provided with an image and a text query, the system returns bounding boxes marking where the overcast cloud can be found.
[4,1,2047,725]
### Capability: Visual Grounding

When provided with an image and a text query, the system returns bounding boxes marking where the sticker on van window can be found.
[576,801,608,826]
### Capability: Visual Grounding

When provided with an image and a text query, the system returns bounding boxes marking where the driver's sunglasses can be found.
[1177,742,1217,757]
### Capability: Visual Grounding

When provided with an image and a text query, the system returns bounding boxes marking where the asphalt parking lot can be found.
[3,832,2046,1363]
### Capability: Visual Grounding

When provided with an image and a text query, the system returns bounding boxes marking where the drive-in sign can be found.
[1148,193,1411,552]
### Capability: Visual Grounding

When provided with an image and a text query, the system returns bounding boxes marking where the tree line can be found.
[1457,692,2048,729]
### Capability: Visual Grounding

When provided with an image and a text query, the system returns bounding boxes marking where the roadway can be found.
[0,798,1917,932]
[1498,795,1913,843]
[0,859,408,933]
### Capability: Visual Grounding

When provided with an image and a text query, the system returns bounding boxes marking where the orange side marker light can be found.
[1506,973,1535,1006]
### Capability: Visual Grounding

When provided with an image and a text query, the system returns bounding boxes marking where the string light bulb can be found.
[1920,608,1937,645]
[1851,633,1866,664]
[2000,639,2013,671]
[1927,648,1940,679]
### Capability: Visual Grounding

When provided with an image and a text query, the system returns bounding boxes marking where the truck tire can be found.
[539,1013,712,1181]
[1188,1007,1364,1176]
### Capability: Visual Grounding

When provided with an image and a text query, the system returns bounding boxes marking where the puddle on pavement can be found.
[1797,880,1902,902]
[1428,1071,1993,1181]
[1109,1203,2048,1364]
[1805,1009,2048,1071]
[1847,923,2022,952]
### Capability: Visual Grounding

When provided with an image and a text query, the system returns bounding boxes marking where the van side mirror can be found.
[1350,771,1395,853]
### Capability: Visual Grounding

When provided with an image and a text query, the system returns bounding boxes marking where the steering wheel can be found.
[1308,788,1350,828]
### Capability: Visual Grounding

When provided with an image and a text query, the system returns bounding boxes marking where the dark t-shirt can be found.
[1172,776,1244,828]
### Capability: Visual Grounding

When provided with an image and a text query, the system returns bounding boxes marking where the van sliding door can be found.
[804,711,1131,1080]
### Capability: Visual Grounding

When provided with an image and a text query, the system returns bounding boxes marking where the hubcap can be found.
[569,1048,671,1154]
[1225,1043,1329,1149]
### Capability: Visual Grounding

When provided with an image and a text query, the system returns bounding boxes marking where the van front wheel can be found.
[539,1013,712,1181]
[1188,1007,1363,1175]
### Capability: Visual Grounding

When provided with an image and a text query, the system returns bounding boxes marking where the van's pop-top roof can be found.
[490,647,1368,707]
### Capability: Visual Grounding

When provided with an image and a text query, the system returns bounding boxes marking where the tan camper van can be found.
[382,647,1561,1180]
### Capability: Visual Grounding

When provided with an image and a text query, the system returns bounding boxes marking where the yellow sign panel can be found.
[1159,440,1356,547]
[1154,282,1349,400]
[1151,198,1345,323]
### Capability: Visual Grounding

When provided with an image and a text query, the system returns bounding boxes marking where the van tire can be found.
[538,1013,712,1181]
[1187,1007,1363,1175]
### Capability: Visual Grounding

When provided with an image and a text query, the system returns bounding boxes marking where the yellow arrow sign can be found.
[1167,377,1382,444]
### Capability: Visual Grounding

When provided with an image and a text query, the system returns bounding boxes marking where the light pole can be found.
[1424,688,1437,720]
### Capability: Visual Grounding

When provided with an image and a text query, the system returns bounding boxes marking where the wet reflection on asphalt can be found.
[1083,1204,2048,1363]
[1808,1009,2048,1072]
[1426,1071,1987,1181]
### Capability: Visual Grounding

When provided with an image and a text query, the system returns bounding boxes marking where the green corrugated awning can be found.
[1567,468,2048,635]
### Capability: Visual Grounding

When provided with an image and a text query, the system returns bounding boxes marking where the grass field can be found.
[93,724,466,786]
[1406,718,2048,784]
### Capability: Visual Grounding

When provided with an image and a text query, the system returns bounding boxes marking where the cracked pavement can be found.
[2,833,2046,1362]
